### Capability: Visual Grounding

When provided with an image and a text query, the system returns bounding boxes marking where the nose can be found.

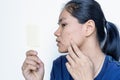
[54,27,61,37]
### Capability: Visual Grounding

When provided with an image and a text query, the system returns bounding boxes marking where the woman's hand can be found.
[22,50,44,80]
[66,41,94,80]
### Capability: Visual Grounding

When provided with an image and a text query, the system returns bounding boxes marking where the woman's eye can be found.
[61,24,67,27]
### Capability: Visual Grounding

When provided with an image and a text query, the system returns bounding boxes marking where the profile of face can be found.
[54,9,87,53]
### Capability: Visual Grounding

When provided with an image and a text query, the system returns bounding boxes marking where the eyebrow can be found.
[58,17,66,24]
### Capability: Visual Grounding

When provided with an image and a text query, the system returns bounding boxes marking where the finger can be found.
[27,56,41,64]
[65,62,71,71]
[25,59,40,68]
[71,41,85,58]
[22,59,39,71]
[24,64,38,72]
[65,62,72,74]
[22,61,27,71]
[66,55,75,66]
[26,50,38,57]
[68,46,78,61]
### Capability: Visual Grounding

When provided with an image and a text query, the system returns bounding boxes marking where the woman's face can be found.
[54,9,86,53]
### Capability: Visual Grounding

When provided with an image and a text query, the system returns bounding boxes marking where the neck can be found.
[80,38,105,77]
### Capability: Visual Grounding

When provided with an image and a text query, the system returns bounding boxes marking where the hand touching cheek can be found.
[66,41,94,80]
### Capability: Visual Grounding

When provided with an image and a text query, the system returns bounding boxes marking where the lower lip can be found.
[57,43,60,46]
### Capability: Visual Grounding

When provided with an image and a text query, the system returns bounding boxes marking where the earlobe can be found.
[85,20,96,37]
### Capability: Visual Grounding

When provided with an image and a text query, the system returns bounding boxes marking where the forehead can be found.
[59,9,71,20]
[58,9,79,24]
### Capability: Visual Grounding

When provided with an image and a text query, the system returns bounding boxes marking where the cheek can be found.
[58,31,71,52]
[62,30,71,45]
[71,30,85,46]
[58,27,84,52]
[61,28,81,46]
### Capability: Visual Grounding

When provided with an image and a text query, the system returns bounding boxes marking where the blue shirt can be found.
[50,55,120,80]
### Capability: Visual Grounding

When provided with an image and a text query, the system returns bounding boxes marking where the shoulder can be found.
[107,55,120,69]
[50,55,67,77]
[95,55,120,80]
[105,55,120,79]
[50,55,71,80]
[53,55,67,65]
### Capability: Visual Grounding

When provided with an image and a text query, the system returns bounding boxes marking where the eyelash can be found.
[61,23,67,27]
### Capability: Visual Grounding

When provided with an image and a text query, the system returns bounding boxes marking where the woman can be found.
[22,0,120,80]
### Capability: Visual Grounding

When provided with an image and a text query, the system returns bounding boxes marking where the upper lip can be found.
[56,39,60,43]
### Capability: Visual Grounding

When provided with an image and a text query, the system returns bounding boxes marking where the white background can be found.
[0,0,120,80]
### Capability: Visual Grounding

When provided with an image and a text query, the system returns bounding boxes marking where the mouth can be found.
[56,39,61,46]
[56,39,60,42]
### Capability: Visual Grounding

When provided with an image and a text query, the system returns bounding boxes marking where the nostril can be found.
[54,31,59,37]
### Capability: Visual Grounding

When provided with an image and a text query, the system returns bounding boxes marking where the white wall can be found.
[0,0,120,80]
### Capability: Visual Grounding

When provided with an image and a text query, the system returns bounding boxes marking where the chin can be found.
[58,48,68,53]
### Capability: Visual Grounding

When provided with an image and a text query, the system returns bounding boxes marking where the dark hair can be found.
[64,0,120,60]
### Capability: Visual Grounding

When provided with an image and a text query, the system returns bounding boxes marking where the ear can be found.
[84,20,96,37]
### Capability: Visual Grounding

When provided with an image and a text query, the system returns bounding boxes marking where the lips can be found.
[56,39,61,46]
[56,39,60,43]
